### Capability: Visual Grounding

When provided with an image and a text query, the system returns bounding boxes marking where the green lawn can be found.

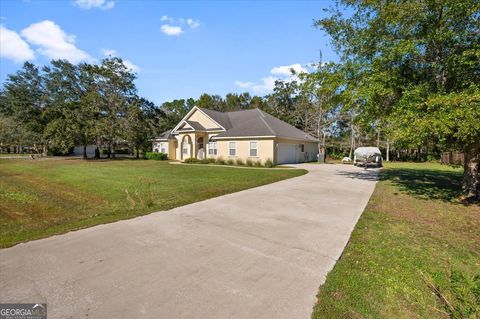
[312,162,480,319]
[0,159,306,248]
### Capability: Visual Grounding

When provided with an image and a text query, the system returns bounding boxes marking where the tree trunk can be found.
[136,147,139,159]
[318,133,326,163]
[376,131,380,148]
[349,124,355,159]
[463,141,480,201]
[386,140,390,162]
[107,145,111,159]
[83,145,87,159]
[42,144,48,156]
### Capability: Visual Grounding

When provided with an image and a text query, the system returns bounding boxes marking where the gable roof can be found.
[197,108,232,129]
[201,108,318,142]
[165,106,318,142]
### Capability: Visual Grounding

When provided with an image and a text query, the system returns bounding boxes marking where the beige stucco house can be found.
[152,107,319,164]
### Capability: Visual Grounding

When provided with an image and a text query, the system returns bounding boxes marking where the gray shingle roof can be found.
[164,107,318,142]
[199,108,318,142]
[186,120,206,131]
[155,130,175,140]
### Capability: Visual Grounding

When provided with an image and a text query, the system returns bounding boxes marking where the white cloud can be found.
[101,48,139,72]
[186,18,200,29]
[234,63,309,95]
[0,25,35,63]
[101,48,116,56]
[160,15,174,23]
[21,20,91,63]
[160,24,183,36]
[270,63,308,76]
[159,16,199,36]
[233,81,254,89]
[74,0,115,10]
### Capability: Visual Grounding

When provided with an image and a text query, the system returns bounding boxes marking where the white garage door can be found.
[277,143,297,164]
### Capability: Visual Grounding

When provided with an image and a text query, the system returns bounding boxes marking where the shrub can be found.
[264,158,274,168]
[216,157,226,165]
[226,159,235,165]
[254,160,263,167]
[184,157,199,163]
[115,148,130,155]
[199,158,210,164]
[207,158,216,163]
[246,158,254,167]
[145,152,168,160]
[236,158,244,165]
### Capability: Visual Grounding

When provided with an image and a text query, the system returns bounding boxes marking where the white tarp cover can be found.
[354,147,382,160]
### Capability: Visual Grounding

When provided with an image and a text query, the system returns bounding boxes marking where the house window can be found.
[160,143,166,153]
[182,143,189,155]
[208,142,217,156]
[229,142,236,156]
[250,141,258,157]
[300,144,305,152]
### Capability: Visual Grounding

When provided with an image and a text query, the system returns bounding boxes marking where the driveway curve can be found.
[0,164,378,319]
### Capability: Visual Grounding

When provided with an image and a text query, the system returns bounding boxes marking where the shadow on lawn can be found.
[380,167,464,203]
[336,165,465,203]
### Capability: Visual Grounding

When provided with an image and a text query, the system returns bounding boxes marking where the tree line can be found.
[0,58,276,158]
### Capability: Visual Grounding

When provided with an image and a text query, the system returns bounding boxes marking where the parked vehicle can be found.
[342,156,352,164]
[353,147,383,168]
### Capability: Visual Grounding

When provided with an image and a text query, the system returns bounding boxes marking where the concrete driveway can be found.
[0,164,378,319]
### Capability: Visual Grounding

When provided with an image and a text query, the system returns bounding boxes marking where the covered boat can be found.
[353,147,383,167]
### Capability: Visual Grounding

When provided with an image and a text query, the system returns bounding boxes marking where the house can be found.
[152,107,319,164]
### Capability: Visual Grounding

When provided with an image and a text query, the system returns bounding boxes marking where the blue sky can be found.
[0,0,338,104]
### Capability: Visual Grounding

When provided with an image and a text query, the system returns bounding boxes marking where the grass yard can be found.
[312,162,480,319]
[0,159,306,248]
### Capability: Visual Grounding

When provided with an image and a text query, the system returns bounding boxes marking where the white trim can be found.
[212,135,276,140]
[276,136,320,143]
[195,107,227,131]
[171,106,226,134]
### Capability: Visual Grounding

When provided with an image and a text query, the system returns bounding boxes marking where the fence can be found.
[441,151,464,165]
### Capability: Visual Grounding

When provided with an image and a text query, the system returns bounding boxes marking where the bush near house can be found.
[264,159,274,168]
[183,157,276,168]
[183,157,199,163]
[145,152,168,160]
